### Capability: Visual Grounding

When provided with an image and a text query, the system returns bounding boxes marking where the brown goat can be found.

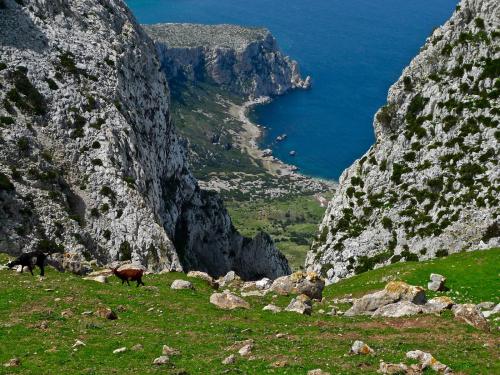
[111,267,145,287]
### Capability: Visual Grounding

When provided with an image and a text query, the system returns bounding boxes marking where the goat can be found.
[111,267,145,287]
[7,251,47,276]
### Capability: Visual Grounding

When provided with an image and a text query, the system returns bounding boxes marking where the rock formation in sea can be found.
[144,23,311,98]
[0,0,290,279]
[306,0,499,283]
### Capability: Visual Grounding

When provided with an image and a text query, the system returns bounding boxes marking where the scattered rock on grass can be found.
[406,350,452,373]
[350,340,374,355]
[113,347,127,354]
[210,291,250,310]
[263,304,282,313]
[171,280,193,290]
[428,273,446,292]
[83,275,108,284]
[3,358,20,368]
[285,294,312,315]
[378,361,419,374]
[345,281,426,316]
[131,344,143,351]
[308,369,331,375]
[423,296,454,314]
[238,343,254,356]
[372,301,423,318]
[152,356,169,365]
[72,340,86,348]
[162,345,180,356]
[452,304,489,331]
[271,271,325,300]
[222,354,236,365]
[96,308,118,320]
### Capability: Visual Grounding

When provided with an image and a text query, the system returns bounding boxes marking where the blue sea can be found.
[126,0,458,180]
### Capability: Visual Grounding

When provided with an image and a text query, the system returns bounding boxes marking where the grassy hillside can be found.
[0,249,498,374]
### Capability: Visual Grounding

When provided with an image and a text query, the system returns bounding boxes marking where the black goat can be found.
[7,251,47,276]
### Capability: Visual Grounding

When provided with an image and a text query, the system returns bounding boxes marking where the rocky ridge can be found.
[306,0,499,283]
[0,0,290,279]
[144,23,311,98]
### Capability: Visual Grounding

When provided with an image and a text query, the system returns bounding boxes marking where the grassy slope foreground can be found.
[0,249,499,374]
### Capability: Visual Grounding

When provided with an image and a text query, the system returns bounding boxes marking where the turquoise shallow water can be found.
[126,0,458,180]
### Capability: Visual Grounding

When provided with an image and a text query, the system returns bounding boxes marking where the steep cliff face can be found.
[144,23,311,98]
[0,0,290,279]
[306,0,499,283]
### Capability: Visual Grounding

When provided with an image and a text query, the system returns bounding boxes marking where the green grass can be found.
[226,194,332,270]
[0,249,498,374]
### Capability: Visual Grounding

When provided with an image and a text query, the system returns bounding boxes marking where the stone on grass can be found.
[153,356,170,365]
[210,291,250,310]
[428,273,446,292]
[113,347,127,354]
[285,294,312,315]
[131,344,143,351]
[452,304,489,331]
[255,277,272,290]
[72,340,86,348]
[3,358,20,368]
[406,350,452,373]
[308,369,331,375]
[96,307,118,320]
[162,345,180,356]
[350,340,374,355]
[263,304,282,313]
[222,354,236,365]
[171,280,193,290]
[83,275,108,284]
[187,271,217,287]
[378,362,419,374]
[476,301,495,310]
[372,301,423,318]
[238,343,254,356]
[345,281,426,316]
[271,271,325,300]
[423,296,454,314]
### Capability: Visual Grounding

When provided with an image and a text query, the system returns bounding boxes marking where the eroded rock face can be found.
[0,0,290,280]
[144,23,311,98]
[306,0,499,284]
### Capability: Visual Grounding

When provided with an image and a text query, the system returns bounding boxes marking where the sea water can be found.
[126,0,458,180]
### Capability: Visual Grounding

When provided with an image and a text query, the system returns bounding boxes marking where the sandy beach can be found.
[228,96,308,177]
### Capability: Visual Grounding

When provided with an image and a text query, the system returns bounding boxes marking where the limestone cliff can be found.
[144,23,311,98]
[0,0,290,279]
[306,0,499,283]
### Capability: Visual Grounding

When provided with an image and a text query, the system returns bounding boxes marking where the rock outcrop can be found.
[144,23,311,98]
[306,0,499,283]
[0,0,290,279]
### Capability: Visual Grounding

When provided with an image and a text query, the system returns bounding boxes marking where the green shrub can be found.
[441,43,453,56]
[381,216,393,230]
[103,229,111,240]
[0,172,15,192]
[91,158,103,166]
[376,103,396,127]
[119,241,132,261]
[17,136,29,152]
[403,152,416,162]
[474,18,485,29]
[435,249,449,258]
[403,76,413,91]
[482,222,499,242]
[0,116,15,126]
[391,163,410,184]
[379,159,387,171]
[90,207,100,217]
[46,78,58,90]
[124,176,135,187]
[8,68,47,115]
[37,239,64,253]
[91,141,101,149]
